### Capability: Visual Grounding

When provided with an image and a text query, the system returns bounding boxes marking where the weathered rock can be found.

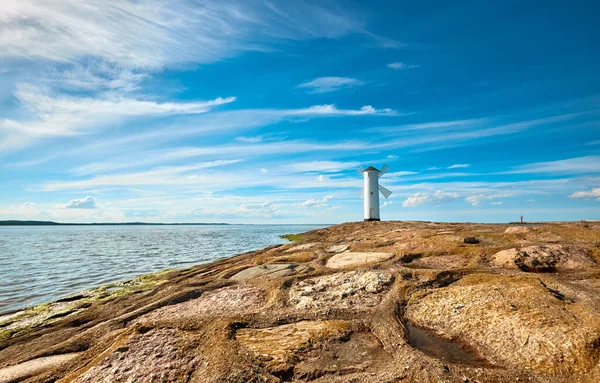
[491,248,519,268]
[293,333,392,379]
[139,286,264,323]
[269,251,317,263]
[236,321,352,365]
[73,329,199,383]
[230,263,311,281]
[326,244,349,253]
[0,353,80,383]
[492,245,595,271]
[285,243,317,253]
[504,226,531,234]
[409,255,469,269]
[289,271,392,310]
[405,274,600,374]
[326,251,394,269]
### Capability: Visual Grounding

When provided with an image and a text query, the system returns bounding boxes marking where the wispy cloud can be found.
[402,191,460,207]
[465,193,512,206]
[368,119,488,134]
[298,77,364,93]
[503,156,600,175]
[0,84,235,149]
[293,195,334,208]
[0,1,364,68]
[570,188,600,200]
[386,62,419,70]
[448,164,470,169]
[284,161,360,173]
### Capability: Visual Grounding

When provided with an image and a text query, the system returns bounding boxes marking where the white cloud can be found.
[369,112,589,152]
[0,84,235,137]
[570,188,600,200]
[386,62,419,70]
[64,196,97,209]
[293,195,334,208]
[503,156,600,175]
[448,164,470,169]
[235,136,263,143]
[237,201,279,216]
[490,201,503,205]
[385,171,419,177]
[260,168,268,173]
[317,175,330,182]
[402,191,460,207]
[465,193,513,206]
[382,201,393,208]
[288,104,396,116]
[20,202,37,210]
[387,154,398,159]
[0,1,364,68]
[284,160,360,173]
[298,77,364,93]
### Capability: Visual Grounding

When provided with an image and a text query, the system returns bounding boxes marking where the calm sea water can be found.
[0,224,325,314]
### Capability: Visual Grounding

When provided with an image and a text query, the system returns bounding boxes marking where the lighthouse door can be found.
[369,208,375,219]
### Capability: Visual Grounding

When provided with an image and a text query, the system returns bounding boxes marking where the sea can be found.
[0,224,326,314]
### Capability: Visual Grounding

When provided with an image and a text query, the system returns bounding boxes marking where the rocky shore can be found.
[1,221,600,382]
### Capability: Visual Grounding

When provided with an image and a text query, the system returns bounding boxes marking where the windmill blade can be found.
[379,164,390,176]
[379,185,392,198]
[357,188,364,199]
[356,166,364,174]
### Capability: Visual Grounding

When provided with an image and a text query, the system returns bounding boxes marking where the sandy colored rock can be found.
[230,263,311,281]
[139,286,264,322]
[405,273,600,374]
[504,226,531,234]
[285,243,317,253]
[73,329,198,383]
[326,251,394,269]
[326,244,349,253]
[236,321,352,365]
[0,353,79,383]
[289,271,392,310]
[491,245,596,271]
[269,251,317,263]
[409,254,470,269]
[491,248,519,268]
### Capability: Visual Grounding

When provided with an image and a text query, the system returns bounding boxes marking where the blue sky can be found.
[0,0,599,224]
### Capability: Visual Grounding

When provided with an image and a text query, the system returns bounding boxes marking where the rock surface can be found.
[1,221,600,383]
[289,271,392,310]
[73,329,199,383]
[230,263,311,280]
[236,320,352,366]
[139,286,264,323]
[405,273,600,374]
[492,245,596,271]
[504,226,531,234]
[326,251,394,268]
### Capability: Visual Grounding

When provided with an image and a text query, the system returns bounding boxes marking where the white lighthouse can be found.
[358,164,392,221]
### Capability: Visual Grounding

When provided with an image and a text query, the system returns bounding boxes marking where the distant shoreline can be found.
[0,220,230,226]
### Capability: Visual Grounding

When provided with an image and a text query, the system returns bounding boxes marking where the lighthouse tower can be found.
[359,164,392,221]
[363,166,381,221]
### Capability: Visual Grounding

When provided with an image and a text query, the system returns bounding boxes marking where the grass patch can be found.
[280,233,305,242]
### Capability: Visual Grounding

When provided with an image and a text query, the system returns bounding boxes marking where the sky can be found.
[0,0,599,224]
